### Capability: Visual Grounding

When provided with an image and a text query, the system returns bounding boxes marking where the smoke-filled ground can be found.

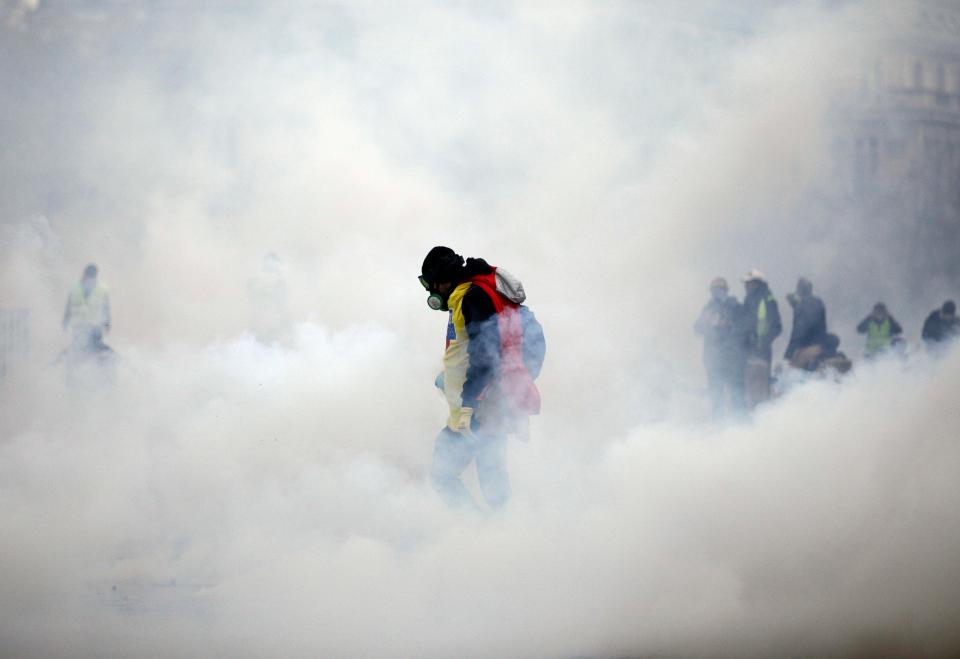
[3,339,960,659]
[2,1,960,657]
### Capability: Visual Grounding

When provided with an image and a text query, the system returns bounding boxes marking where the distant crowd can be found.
[57,261,960,411]
[694,269,959,418]
[42,258,960,515]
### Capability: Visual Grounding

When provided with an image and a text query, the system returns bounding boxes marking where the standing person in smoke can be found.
[694,277,744,418]
[857,302,903,359]
[247,252,290,344]
[784,277,828,371]
[63,263,111,351]
[738,269,781,409]
[61,263,115,386]
[921,300,960,354]
[419,246,544,511]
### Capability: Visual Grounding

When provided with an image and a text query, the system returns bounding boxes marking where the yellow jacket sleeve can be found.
[442,282,473,426]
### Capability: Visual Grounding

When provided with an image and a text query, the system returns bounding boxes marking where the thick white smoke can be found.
[1,1,959,657]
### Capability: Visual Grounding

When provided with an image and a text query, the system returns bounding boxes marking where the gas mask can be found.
[419,275,448,311]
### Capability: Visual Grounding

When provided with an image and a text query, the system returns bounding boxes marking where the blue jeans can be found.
[430,427,510,510]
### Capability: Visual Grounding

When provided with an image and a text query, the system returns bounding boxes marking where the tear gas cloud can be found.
[1,1,959,657]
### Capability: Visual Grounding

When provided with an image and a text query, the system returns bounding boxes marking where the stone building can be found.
[831,0,960,292]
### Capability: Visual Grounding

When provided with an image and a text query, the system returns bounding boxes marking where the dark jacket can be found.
[739,283,782,360]
[922,310,960,344]
[694,295,742,365]
[784,294,828,359]
[460,283,499,407]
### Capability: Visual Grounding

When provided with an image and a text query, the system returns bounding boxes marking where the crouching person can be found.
[419,246,544,511]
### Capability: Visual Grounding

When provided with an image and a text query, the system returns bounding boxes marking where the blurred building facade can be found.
[830,0,960,292]
[0,308,30,380]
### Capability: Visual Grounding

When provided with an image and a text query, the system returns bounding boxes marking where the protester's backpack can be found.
[519,306,545,379]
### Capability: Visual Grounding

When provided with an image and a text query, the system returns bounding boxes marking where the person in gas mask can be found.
[694,277,744,418]
[419,246,544,511]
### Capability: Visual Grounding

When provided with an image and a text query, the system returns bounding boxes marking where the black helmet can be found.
[420,246,464,285]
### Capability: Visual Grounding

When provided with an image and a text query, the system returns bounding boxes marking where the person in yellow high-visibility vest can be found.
[62,263,111,351]
[857,302,903,358]
[738,269,781,409]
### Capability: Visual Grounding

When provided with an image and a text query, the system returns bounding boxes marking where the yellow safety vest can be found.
[68,283,108,328]
[866,319,891,355]
[757,296,770,338]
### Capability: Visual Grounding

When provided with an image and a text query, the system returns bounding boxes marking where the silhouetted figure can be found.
[63,263,110,349]
[922,300,959,355]
[61,263,116,387]
[738,269,781,409]
[694,277,744,418]
[784,277,828,371]
[419,246,544,511]
[857,302,903,359]
[247,253,290,343]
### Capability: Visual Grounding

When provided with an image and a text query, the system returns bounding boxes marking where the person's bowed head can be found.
[871,302,890,321]
[942,300,957,320]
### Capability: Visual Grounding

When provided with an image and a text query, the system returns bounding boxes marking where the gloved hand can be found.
[447,407,474,435]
